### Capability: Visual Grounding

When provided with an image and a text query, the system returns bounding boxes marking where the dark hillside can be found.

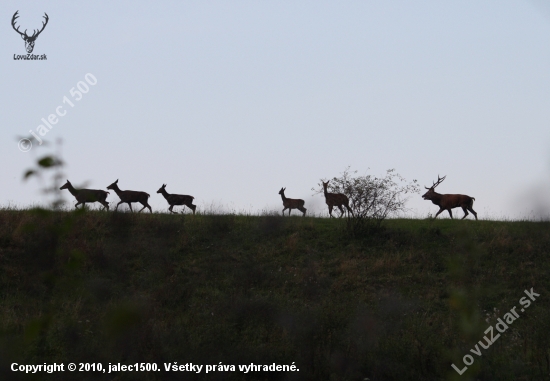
[0,209,549,380]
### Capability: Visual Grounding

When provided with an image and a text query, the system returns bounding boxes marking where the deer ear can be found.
[115,179,118,183]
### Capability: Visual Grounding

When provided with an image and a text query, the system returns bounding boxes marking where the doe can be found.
[322,180,353,218]
[278,187,306,216]
[106,179,152,213]
[157,184,196,215]
[60,180,109,210]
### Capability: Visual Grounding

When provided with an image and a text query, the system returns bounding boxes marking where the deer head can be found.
[60,180,72,190]
[106,179,119,191]
[157,184,167,193]
[422,175,446,200]
[278,187,286,195]
[12,11,49,53]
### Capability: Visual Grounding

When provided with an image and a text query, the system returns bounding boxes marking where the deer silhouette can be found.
[422,175,477,220]
[322,180,353,218]
[60,180,109,210]
[11,11,49,53]
[279,187,306,216]
[106,179,152,213]
[157,184,196,215]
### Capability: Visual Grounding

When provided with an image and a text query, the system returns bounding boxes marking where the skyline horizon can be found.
[2,1,550,220]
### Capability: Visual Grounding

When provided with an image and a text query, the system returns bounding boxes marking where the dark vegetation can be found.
[0,208,549,381]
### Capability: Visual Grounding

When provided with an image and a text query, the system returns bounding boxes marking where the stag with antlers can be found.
[11,11,49,53]
[422,175,477,220]
[322,180,353,218]
[279,187,307,216]
[60,180,110,210]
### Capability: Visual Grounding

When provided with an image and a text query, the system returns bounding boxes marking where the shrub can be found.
[314,167,420,233]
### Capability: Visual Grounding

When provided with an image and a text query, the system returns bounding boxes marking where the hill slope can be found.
[1,210,549,380]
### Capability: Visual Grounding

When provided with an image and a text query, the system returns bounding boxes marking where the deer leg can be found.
[282,207,287,216]
[115,201,124,211]
[448,209,453,219]
[328,205,334,217]
[468,206,478,220]
[128,203,133,212]
[75,202,82,209]
[146,203,152,213]
[434,208,445,219]
[338,205,345,218]
[188,204,196,215]
[101,201,109,210]
[169,205,174,214]
[138,201,151,213]
[461,207,469,220]
[299,207,307,216]
[288,209,292,216]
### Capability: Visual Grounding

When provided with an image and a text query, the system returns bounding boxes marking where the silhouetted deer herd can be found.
[60,175,478,220]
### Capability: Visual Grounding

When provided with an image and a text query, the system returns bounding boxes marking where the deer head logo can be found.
[11,11,49,54]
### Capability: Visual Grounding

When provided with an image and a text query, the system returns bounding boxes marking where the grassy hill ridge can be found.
[0,209,549,380]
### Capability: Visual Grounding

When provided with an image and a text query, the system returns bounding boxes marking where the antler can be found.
[30,13,49,39]
[425,175,446,190]
[11,11,25,37]
[11,11,49,39]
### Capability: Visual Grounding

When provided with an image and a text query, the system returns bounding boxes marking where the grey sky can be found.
[2,1,550,218]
